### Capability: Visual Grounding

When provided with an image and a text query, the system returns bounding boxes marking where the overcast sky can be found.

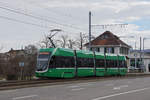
[0,0,150,52]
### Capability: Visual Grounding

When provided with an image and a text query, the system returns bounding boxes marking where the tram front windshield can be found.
[36,52,50,71]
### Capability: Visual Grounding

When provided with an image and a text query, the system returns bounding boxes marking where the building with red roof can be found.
[85,31,131,56]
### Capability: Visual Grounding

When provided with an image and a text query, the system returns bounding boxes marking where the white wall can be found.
[143,59,150,72]
[100,47,104,53]
[114,47,120,54]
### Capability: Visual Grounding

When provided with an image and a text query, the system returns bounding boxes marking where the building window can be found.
[104,34,108,39]
[90,47,93,51]
[104,47,114,53]
[120,47,129,55]
[97,48,100,52]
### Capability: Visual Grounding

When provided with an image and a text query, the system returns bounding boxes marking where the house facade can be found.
[85,31,131,56]
[85,31,131,68]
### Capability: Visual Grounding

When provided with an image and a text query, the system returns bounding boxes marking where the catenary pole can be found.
[89,11,91,50]
[140,37,142,69]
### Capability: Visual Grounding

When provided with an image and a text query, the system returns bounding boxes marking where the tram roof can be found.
[39,48,126,60]
[54,48,74,56]
[76,50,94,58]
[39,48,55,52]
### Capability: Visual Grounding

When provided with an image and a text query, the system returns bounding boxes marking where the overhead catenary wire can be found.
[0,6,87,32]
[0,1,87,31]
[40,7,87,23]
[0,15,53,29]
[0,15,78,34]
[20,0,87,23]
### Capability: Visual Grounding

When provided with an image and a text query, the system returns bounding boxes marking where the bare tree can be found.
[2,44,38,80]
[59,35,69,48]
[40,34,51,48]
[24,44,38,80]
[76,33,88,50]
[0,53,3,77]
[68,39,76,49]
[39,29,62,48]
[5,55,23,80]
[24,44,38,55]
[0,45,4,77]
[75,33,96,50]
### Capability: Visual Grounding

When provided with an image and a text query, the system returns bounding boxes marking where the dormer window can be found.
[101,34,108,39]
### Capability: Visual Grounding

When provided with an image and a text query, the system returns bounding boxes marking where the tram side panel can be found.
[76,50,95,77]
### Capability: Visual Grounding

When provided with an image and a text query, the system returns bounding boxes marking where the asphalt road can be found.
[1,76,150,100]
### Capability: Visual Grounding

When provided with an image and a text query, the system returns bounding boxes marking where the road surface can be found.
[1,76,150,100]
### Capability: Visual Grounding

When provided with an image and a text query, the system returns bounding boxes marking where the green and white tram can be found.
[35,48,127,78]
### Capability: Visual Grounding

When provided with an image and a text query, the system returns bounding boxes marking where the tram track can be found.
[0,73,150,91]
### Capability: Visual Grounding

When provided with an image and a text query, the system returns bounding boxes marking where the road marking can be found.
[12,95,38,100]
[77,83,92,87]
[92,87,150,100]
[71,88,84,91]
[68,83,92,88]
[68,85,80,88]
[113,85,128,90]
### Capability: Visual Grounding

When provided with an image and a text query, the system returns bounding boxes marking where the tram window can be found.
[106,60,109,68]
[118,61,120,68]
[113,60,116,67]
[114,60,117,67]
[121,61,126,68]
[77,57,94,67]
[120,61,123,68]
[106,60,114,68]
[38,53,50,59]
[113,60,117,68]
[96,59,104,67]
[109,60,113,68]
[119,61,121,67]
[118,61,124,68]
[109,60,112,67]
[124,61,127,68]
[49,56,75,68]
[110,60,114,68]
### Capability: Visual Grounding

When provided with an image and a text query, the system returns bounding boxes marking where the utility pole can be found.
[140,37,142,69]
[134,41,136,69]
[89,11,91,51]
[135,42,136,50]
